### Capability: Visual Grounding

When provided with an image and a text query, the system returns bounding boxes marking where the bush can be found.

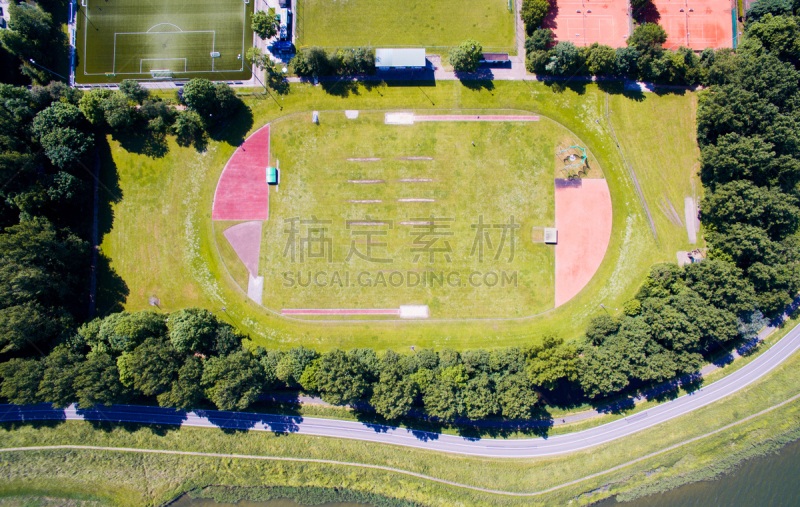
[545,41,584,75]
[525,28,554,54]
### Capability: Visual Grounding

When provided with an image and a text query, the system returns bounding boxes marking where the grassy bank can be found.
[3,340,800,506]
[97,80,694,351]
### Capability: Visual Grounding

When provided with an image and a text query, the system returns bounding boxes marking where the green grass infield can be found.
[295,0,516,52]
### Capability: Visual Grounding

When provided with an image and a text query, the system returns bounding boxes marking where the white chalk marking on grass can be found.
[399,305,429,319]
[247,275,263,305]
[347,179,385,184]
[346,200,383,203]
[347,222,390,226]
[345,110,359,119]
[400,221,434,225]
[347,158,381,162]
[396,156,434,160]
[385,112,415,125]
[397,178,434,182]
[397,198,435,202]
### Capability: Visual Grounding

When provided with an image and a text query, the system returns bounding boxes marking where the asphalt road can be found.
[3,319,800,458]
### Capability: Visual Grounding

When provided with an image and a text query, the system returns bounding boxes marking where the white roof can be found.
[375,48,426,68]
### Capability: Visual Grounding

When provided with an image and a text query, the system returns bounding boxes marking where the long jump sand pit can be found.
[212,125,271,221]
[554,178,613,307]
[649,0,734,50]
[547,0,631,47]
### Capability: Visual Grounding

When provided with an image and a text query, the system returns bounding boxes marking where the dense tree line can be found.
[0,308,582,420]
[0,77,240,360]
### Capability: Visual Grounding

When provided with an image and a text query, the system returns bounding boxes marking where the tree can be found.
[275,346,319,386]
[340,46,375,75]
[38,345,84,407]
[521,0,551,34]
[92,311,167,354]
[496,373,539,419]
[370,350,417,420]
[0,358,44,405]
[526,49,550,74]
[157,356,204,409]
[627,23,668,55]
[102,92,134,129]
[171,110,205,148]
[168,308,218,354]
[614,46,640,76]
[701,180,800,240]
[546,41,583,75]
[251,10,279,40]
[117,337,178,396]
[0,301,59,353]
[585,43,617,75]
[585,314,620,345]
[747,14,800,61]
[31,103,83,138]
[181,78,238,122]
[202,350,265,411]
[39,127,94,168]
[79,89,113,125]
[291,47,331,77]
[463,373,499,419]
[315,349,370,405]
[746,0,794,22]
[525,28,554,54]
[0,3,59,79]
[449,39,483,72]
[525,335,579,390]
[423,364,467,420]
[74,352,129,408]
[684,260,758,314]
[119,80,149,104]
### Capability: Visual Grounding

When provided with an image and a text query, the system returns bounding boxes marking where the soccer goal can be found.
[150,70,174,79]
[81,0,87,6]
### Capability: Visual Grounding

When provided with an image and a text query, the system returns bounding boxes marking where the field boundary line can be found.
[2,393,800,497]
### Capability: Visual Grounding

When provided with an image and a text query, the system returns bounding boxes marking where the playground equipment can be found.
[557,145,588,177]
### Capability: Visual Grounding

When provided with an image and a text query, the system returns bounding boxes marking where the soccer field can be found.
[75,0,253,84]
[295,0,516,51]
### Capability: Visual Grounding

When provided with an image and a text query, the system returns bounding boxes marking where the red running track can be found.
[212,125,271,221]
[281,308,400,315]
[414,115,539,122]
[555,178,613,307]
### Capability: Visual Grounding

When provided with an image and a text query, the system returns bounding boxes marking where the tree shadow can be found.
[110,129,169,159]
[95,253,129,316]
[207,98,253,147]
[635,2,662,24]
[544,78,588,95]
[319,78,387,97]
[456,72,496,91]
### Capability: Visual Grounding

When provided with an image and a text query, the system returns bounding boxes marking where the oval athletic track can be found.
[3,320,800,459]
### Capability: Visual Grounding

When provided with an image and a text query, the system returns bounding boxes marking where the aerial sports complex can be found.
[73,0,253,84]
[211,110,613,321]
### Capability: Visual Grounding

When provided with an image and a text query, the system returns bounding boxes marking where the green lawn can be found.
[97,81,693,350]
[295,0,516,51]
[224,111,605,319]
[75,0,252,84]
[608,91,703,254]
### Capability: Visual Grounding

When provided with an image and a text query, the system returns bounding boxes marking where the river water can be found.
[600,437,800,506]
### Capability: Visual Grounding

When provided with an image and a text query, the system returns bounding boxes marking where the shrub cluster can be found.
[290,46,376,77]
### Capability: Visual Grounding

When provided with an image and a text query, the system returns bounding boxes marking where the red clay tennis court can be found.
[652,0,735,50]
[212,125,271,221]
[547,0,632,48]
[554,178,613,307]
